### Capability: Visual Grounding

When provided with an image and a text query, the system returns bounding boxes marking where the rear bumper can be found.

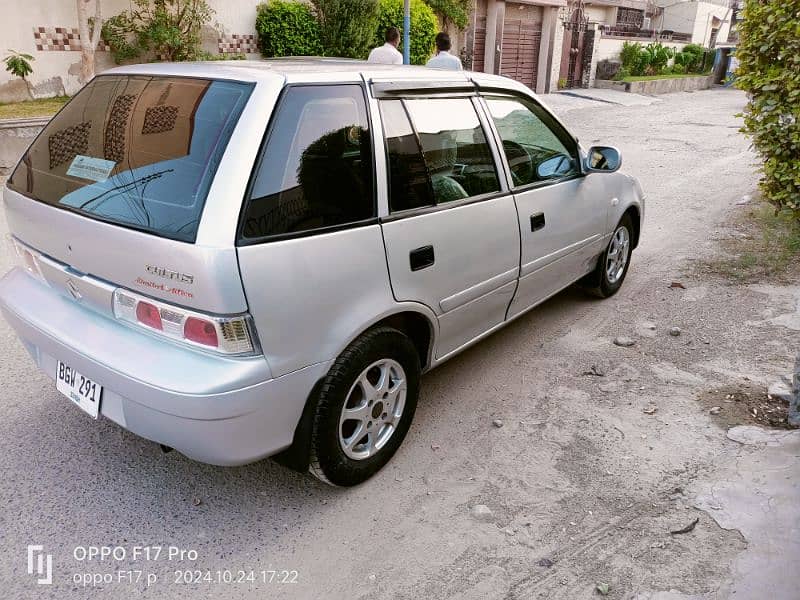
[0,268,330,466]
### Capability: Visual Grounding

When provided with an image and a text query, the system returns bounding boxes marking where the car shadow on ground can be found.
[7,281,599,558]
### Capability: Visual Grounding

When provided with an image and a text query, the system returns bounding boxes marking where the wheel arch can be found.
[622,204,641,249]
[273,306,437,473]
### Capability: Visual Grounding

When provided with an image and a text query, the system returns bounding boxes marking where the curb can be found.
[0,116,51,129]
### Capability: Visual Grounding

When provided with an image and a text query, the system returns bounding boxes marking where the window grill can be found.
[616,8,645,31]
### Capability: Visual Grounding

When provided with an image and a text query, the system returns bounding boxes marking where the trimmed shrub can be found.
[737,0,800,216]
[619,41,653,76]
[620,41,642,73]
[256,1,322,57]
[641,42,674,75]
[675,43,705,73]
[374,0,438,65]
[312,0,380,59]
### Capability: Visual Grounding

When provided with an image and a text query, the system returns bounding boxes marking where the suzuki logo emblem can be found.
[66,279,82,301]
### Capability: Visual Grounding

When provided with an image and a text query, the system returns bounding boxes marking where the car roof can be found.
[103,57,528,91]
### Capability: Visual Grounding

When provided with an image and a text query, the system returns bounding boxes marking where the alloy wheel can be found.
[338,359,407,460]
[606,226,630,285]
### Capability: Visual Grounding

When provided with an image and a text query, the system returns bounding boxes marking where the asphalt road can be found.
[4,88,794,600]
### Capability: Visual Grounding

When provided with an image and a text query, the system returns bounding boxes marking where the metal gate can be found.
[500,18,542,90]
[559,2,589,88]
[472,15,487,73]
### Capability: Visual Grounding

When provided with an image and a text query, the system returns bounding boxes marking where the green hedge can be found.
[673,43,705,73]
[375,0,437,65]
[254,0,438,65]
[313,0,380,59]
[618,41,712,79]
[737,0,800,216]
[255,1,322,58]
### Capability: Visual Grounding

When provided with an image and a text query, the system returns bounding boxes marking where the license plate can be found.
[56,361,102,419]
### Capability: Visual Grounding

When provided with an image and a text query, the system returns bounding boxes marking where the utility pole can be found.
[403,0,411,65]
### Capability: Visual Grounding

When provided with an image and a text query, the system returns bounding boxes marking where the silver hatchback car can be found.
[0,59,643,486]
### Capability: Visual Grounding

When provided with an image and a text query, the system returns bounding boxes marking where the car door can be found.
[377,96,520,360]
[481,94,609,319]
[237,83,395,378]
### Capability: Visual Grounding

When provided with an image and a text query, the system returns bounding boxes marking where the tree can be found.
[76,0,103,83]
[135,0,214,62]
[311,0,379,59]
[256,1,322,57]
[3,51,34,80]
[102,1,215,64]
[425,0,471,30]
[375,0,438,65]
[737,0,800,217]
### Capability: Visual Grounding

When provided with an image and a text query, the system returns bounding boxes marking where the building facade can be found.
[464,0,734,92]
[0,0,263,103]
[0,0,735,104]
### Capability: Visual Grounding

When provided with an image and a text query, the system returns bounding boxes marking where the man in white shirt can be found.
[368,27,403,65]
[426,33,462,71]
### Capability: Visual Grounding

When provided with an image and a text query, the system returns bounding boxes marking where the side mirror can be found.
[586,146,622,173]
[536,154,574,180]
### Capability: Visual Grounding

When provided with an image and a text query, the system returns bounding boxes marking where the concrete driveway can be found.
[1,88,797,600]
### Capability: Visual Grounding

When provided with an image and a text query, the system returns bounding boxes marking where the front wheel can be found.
[582,214,634,298]
[308,327,420,486]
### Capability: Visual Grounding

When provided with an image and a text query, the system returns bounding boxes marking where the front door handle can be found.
[530,213,546,232]
[409,245,435,271]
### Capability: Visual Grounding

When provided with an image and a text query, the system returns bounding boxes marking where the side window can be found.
[379,100,435,212]
[485,96,580,187]
[403,98,500,204]
[242,85,374,240]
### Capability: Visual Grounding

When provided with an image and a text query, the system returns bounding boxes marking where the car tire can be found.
[581,214,634,298]
[308,326,421,487]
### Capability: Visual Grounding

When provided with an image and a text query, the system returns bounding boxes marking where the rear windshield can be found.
[7,75,253,242]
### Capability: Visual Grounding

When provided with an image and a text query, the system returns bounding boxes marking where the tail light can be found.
[184,317,219,347]
[113,288,258,355]
[135,301,163,331]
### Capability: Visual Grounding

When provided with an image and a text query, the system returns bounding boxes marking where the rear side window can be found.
[8,75,253,242]
[241,85,374,240]
[379,100,434,212]
[380,97,500,211]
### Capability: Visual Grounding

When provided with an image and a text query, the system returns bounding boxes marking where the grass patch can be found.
[620,73,711,82]
[0,96,69,120]
[699,202,800,284]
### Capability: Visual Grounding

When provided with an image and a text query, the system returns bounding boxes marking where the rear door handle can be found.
[409,245,435,271]
[530,213,546,232]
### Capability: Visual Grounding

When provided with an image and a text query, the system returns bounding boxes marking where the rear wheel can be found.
[309,327,420,486]
[582,214,634,298]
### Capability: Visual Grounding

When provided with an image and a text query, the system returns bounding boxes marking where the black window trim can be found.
[236,81,379,247]
[377,94,506,220]
[380,189,511,223]
[371,79,478,99]
[477,89,588,193]
[377,98,436,214]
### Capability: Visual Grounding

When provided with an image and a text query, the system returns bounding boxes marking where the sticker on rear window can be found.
[66,155,116,182]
